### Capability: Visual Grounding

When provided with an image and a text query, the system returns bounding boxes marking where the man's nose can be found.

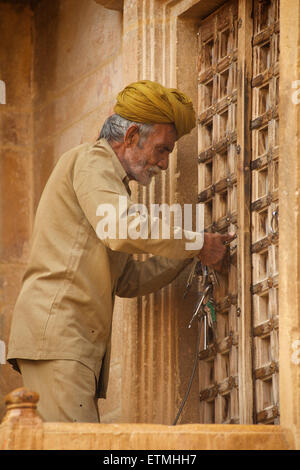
[157,156,169,171]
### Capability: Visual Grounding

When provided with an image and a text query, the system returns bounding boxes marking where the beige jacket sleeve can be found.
[73,144,203,260]
[116,255,193,298]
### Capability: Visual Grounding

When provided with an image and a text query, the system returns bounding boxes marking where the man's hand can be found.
[197,232,236,269]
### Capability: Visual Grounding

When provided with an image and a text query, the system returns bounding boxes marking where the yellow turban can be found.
[114,80,196,139]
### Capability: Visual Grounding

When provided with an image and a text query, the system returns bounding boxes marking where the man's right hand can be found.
[197,232,236,269]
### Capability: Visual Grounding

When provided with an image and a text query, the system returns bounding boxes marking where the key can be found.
[198,264,208,290]
[188,284,211,328]
[208,268,219,287]
[203,313,208,350]
[188,292,205,328]
[183,258,198,299]
[206,299,216,324]
[206,298,218,343]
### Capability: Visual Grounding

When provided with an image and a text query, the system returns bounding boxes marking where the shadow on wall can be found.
[32,0,60,211]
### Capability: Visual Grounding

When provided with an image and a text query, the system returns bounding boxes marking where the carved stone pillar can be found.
[0,388,43,449]
[120,0,200,424]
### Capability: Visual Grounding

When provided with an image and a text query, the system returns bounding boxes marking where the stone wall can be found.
[0,0,34,420]
[279,0,300,448]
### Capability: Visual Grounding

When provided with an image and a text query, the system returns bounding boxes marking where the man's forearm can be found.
[116,255,193,298]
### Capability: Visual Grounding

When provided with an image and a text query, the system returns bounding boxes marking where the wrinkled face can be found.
[123,123,177,185]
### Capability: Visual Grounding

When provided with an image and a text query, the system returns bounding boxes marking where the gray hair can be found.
[98,114,155,146]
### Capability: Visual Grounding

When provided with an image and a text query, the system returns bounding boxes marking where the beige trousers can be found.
[17,359,100,423]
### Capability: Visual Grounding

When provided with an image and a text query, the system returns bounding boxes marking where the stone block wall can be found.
[32,0,123,209]
[0,1,34,420]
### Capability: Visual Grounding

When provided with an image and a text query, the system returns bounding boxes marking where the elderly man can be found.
[7,80,234,423]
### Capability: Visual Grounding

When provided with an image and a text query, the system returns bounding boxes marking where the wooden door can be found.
[197,0,279,424]
[251,0,280,424]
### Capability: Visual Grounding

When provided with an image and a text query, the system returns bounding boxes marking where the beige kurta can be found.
[7,139,202,398]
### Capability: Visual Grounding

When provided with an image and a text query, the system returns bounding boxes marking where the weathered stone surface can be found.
[33,0,122,102]
[37,423,295,450]
[0,387,294,450]
[0,263,27,421]
[278,0,300,451]
[0,3,32,110]
[94,0,123,11]
[0,148,32,263]
[0,110,32,149]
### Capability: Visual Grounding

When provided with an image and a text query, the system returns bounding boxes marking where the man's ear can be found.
[124,125,140,147]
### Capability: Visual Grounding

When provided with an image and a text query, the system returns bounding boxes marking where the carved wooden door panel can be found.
[251,0,280,424]
[197,0,279,424]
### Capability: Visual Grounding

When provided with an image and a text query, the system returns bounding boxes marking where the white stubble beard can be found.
[127,155,161,186]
